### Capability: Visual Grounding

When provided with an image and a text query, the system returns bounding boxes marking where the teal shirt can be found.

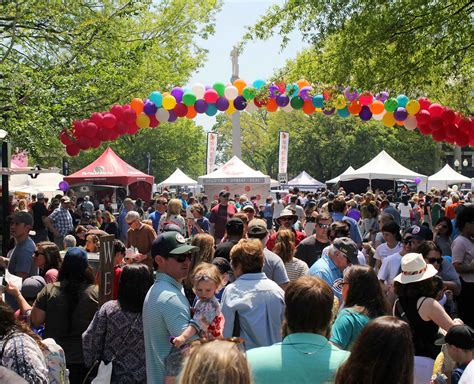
[330,308,370,350]
[247,333,349,384]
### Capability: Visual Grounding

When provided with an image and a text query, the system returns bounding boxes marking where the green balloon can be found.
[290,96,304,110]
[384,98,398,113]
[213,82,226,97]
[182,92,196,106]
[242,86,257,101]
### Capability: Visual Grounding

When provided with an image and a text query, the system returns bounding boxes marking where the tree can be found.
[0,0,221,165]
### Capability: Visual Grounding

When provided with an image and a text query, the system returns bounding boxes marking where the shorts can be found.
[164,345,184,377]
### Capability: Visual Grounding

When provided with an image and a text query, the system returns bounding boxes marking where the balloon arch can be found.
[60,79,473,156]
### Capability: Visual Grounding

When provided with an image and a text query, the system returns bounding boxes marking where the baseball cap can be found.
[219,190,230,197]
[435,325,474,349]
[36,192,45,200]
[21,276,46,300]
[406,225,433,241]
[9,211,34,227]
[61,196,71,203]
[241,201,255,212]
[333,237,359,265]
[247,219,268,237]
[151,231,199,258]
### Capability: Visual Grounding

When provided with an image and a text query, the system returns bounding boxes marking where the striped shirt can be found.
[284,258,309,281]
[143,272,197,383]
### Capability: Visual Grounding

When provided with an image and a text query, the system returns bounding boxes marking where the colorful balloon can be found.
[192,83,206,99]
[290,96,304,110]
[182,92,197,106]
[149,92,163,107]
[359,93,373,106]
[253,79,266,89]
[312,95,324,108]
[162,95,177,110]
[242,86,257,101]
[143,101,157,116]
[384,98,398,113]
[404,115,417,130]
[205,103,218,116]
[406,100,420,115]
[136,113,150,129]
[276,94,290,107]
[370,100,385,115]
[212,82,226,97]
[428,103,443,118]
[216,97,230,111]
[234,96,247,111]
[359,106,372,121]
[393,107,408,121]
[396,95,409,108]
[155,108,170,122]
[130,98,144,114]
[234,79,247,94]
[382,112,396,127]
[337,107,350,118]
[170,87,184,103]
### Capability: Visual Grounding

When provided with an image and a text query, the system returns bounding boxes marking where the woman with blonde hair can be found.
[178,339,251,384]
[158,198,186,235]
[273,229,308,281]
[100,210,118,238]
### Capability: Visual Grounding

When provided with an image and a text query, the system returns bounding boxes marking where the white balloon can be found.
[372,111,386,121]
[245,101,257,113]
[155,108,170,122]
[282,104,293,113]
[404,115,417,130]
[192,83,205,99]
[224,86,239,100]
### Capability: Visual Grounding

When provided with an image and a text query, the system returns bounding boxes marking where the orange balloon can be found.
[186,105,197,119]
[266,98,278,112]
[370,100,385,115]
[296,79,310,89]
[348,101,362,115]
[395,120,404,126]
[131,98,144,114]
[233,79,247,95]
[302,100,315,115]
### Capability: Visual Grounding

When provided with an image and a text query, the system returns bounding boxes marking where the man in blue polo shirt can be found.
[308,237,359,303]
[143,231,199,383]
[331,196,363,247]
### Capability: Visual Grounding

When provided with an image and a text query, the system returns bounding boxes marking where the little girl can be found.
[164,263,224,383]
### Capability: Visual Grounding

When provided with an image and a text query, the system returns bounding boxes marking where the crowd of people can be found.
[0,185,473,384]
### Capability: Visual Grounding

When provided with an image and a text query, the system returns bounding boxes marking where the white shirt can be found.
[374,242,403,261]
[398,203,411,218]
[378,252,402,284]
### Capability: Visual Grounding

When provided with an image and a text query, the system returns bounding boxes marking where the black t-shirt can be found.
[214,239,239,261]
[31,202,48,231]
[294,236,329,268]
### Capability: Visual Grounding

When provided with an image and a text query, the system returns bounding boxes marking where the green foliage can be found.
[0,0,221,169]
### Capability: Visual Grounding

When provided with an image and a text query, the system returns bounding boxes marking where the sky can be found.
[189,0,307,131]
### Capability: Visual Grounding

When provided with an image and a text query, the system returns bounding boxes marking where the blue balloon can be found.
[312,95,324,108]
[149,91,163,108]
[337,107,350,118]
[253,79,266,89]
[205,103,218,116]
[396,94,409,108]
[286,83,299,97]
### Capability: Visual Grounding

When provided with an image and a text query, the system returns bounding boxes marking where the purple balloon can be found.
[276,94,290,107]
[359,106,373,121]
[170,87,184,103]
[216,97,230,111]
[376,91,389,102]
[323,107,335,116]
[344,87,358,102]
[415,177,421,184]
[194,99,208,113]
[269,85,279,99]
[393,107,408,121]
[233,96,247,110]
[168,110,177,122]
[59,181,69,192]
[143,101,157,116]
[299,86,312,101]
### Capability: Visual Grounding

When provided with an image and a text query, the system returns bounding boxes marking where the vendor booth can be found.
[339,150,427,194]
[326,166,356,185]
[158,168,198,192]
[64,147,154,202]
[425,164,471,191]
[285,171,326,190]
[198,156,271,200]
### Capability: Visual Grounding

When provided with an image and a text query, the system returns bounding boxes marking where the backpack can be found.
[41,338,69,384]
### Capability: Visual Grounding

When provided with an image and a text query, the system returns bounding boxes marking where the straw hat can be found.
[276,208,298,224]
[394,253,438,284]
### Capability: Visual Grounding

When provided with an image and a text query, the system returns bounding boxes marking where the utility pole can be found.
[230,46,242,159]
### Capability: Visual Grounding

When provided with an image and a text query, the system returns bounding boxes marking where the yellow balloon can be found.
[315,107,323,113]
[162,95,177,110]
[334,95,346,109]
[382,112,396,127]
[406,99,420,115]
[136,113,150,129]
[226,103,236,115]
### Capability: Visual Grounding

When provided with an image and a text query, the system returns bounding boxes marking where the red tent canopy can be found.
[64,147,154,200]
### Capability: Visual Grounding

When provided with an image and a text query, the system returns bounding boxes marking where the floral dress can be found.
[191,297,225,338]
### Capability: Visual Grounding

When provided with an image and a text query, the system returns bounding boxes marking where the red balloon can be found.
[254,98,267,108]
[415,110,431,125]
[445,123,458,138]
[73,120,85,137]
[66,144,80,156]
[429,117,443,131]
[459,118,471,134]
[428,103,443,118]
[97,128,111,141]
[418,97,431,110]
[123,108,137,123]
[90,112,104,128]
[445,136,456,144]
[116,121,128,134]
[441,109,455,126]
[76,136,91,150]
[455,131,470,147]
[110,105,124,120]
[90,137,101,148]
[84,122,98,138]
[108,131,119,141]
[174,103,188,117]
[204,89,219,103]
[432,129,446,142]
[127,123,139,135]
[60,131,74,146]
[149,115,160,128]
[102,113,117,130]
[418,123,432,135]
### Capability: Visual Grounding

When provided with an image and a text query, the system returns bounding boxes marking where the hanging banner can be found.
[206,132,218,174]
[278,131,289,183]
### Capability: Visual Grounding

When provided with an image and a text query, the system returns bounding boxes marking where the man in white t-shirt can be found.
[374,221,403,271]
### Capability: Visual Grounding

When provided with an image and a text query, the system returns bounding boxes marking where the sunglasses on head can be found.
[170,253,193,263]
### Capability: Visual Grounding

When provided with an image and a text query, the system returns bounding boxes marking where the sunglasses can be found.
[33,251,45,257]
[317,223,330,229]
[427,257,443,265]
[279,217,293,222]
[170,253,193,263]
[403,238,413,244]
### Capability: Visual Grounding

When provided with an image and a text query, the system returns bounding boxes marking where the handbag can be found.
[83,313,140,384]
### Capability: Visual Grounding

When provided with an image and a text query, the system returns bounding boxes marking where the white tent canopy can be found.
[286,171,325,189]
[326,166,356,184]
[340,150,427,182]
[427,164,471,190]
[158,168,197,187]
[10,171,64,195]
